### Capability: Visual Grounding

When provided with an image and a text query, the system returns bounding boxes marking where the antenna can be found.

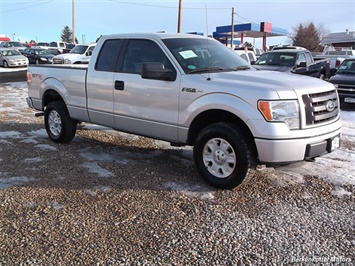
[205,4,211,81]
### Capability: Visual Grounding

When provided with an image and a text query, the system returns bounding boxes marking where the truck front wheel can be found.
[193,122,257,189]
[45,101,77,143]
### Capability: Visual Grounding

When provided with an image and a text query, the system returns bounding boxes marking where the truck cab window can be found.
[296,54,306,66]
[122,39,173,75]
[95,39,123,72]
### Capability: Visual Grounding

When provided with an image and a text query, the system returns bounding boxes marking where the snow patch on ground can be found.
[162,181,215,200]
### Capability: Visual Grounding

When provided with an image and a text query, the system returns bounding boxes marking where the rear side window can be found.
[95,39,123,72]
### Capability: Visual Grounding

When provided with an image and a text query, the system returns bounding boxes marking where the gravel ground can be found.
[0,82,354,265]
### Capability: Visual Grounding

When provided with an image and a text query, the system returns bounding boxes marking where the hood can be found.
[329,73,355,85]
[253,65,293,72]
[205,69,326,89]
[53,53,82,60]
[184,69,335,101]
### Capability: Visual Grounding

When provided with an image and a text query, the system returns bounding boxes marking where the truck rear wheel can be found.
[193,122,257,189]
[45,101,77,143]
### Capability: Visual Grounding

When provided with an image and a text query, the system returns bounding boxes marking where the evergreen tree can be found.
[61,26,73,43]
[290,22,325,52]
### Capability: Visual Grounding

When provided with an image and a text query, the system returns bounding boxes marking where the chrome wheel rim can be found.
[203,138,236,178]
[48,110,62,136]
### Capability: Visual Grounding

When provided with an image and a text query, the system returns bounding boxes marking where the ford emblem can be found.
[325,100,335,112]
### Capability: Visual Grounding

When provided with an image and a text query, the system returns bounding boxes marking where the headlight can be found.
[9,59,15,63]
[40,57,48,61]
[64,59,71,64]
[258,100,300,129]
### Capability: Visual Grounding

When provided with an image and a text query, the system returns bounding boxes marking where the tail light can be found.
[335,59,341,68]
[27,72,32,88]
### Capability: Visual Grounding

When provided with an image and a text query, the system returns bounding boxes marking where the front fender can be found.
[179,92,265,127]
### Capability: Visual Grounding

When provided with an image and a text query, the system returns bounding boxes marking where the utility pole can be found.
[72,0,75,43]
[231,7,235,49]
[177,0,182,33]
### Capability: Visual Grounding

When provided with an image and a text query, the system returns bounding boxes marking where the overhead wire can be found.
[0,0,56,13]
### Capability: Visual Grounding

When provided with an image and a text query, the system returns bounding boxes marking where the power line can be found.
[0,0,55,13]
[108,0,230,10]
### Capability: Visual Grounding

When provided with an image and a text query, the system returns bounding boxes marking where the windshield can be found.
[1,49,21,56]
[162,37,249,74]
[336,60,355,74]
[34,49,52,55]
[69,45,89,54]
[254,52,296,66]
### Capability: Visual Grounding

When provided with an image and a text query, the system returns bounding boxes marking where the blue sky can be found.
[0,0,353,48]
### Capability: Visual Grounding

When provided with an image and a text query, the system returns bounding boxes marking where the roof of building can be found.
[0,35,11,42]
[321,31,355,45]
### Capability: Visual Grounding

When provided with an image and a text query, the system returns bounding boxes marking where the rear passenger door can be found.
[86,39,123,128]
[113,39,180,142]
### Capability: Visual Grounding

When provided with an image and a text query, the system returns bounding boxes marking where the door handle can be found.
[115,80,124,90]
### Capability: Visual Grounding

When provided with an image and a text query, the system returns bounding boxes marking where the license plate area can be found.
[344,97,355,103]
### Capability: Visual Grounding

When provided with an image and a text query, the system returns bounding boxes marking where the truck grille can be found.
[337,84,355,95]
[302,89,339,126]
[53,58,63,64]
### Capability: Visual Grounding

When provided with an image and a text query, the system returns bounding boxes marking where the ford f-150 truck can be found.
[253,49,330,80]
[26,33,342,189]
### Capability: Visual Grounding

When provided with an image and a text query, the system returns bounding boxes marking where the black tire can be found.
[3,60,8,68]
[44,101,77,143]
[193,122,257,189]
[35,59,40,65]
[319,73,325,80]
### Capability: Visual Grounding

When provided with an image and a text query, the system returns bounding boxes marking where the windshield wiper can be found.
[229,65,251,71]
[189,66,225,74]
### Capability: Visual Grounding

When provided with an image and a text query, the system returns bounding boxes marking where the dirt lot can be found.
[0,82,354,265]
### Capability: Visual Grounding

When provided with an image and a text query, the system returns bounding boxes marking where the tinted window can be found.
[122,39,173,74]
[95,39,123,72]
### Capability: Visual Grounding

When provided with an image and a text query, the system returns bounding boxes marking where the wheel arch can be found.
[187,109,257,156]
[42,89,65,109]
[40,78,68,109]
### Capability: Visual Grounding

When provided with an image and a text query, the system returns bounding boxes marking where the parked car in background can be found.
[253,49,330,79]
[234,50,251,64]
[271,45,306,51]
[234,50,256,64]
[0,41,27,52]
[0,48,29,68]
[315,46,355,77]
[37,42,50,49]
[53,43,96,64]
[48,41,67,55]
[328,58,355,105]
[21,47,54,64]
[234,46,263,60]
[63,43,76,54]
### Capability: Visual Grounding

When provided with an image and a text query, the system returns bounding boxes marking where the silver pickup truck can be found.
[26,33,342,189]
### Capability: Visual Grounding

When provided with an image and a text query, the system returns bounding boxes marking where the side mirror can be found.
[298,62,307,68]
[86,51,92,56]
[141,62,176,81]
